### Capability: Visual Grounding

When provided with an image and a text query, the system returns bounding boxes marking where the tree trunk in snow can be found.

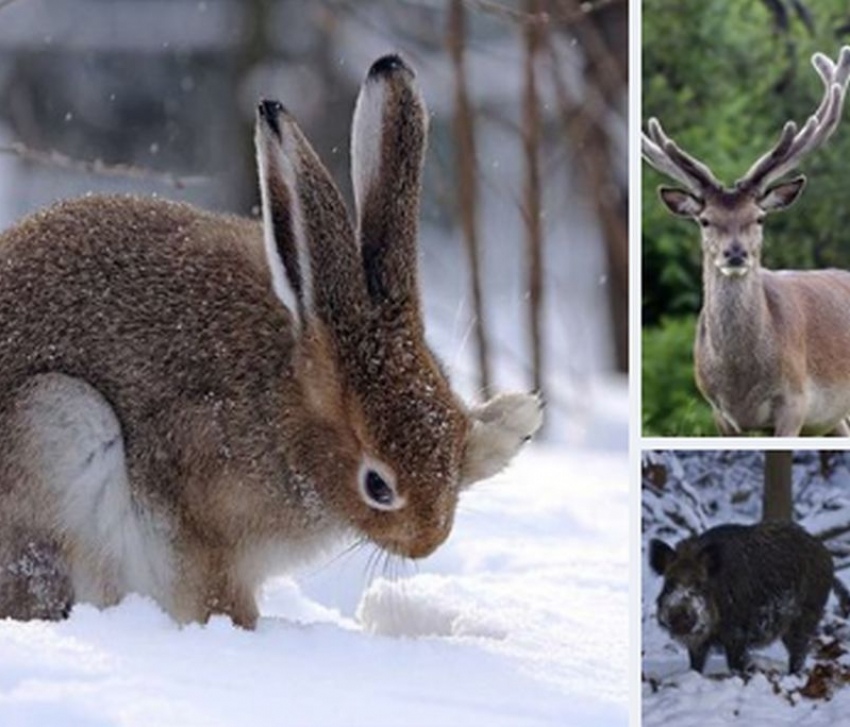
[549,0,628,373]
[763,451,793,522]
[448,0,492,400]
[522,0,545,398]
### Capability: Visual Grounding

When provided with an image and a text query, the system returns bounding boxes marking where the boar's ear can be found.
[649,539,675,576]
[699,543,722,577]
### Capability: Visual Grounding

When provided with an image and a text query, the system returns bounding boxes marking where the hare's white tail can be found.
[15,374,174,607]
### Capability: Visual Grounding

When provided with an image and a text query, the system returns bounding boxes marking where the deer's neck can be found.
[701,263,769,356]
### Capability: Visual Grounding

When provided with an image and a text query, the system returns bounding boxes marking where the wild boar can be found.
[649,521,833,674]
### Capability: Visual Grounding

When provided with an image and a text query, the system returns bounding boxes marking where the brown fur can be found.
[646,47,850,436]
[683,191,850,435]
[656,178,850,435]
[0,54,541,627]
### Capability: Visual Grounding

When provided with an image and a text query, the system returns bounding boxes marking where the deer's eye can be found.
[756,215,766,225]
[698,218,710,228]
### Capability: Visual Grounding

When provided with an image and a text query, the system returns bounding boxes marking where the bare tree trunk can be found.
[448,0,492,399]
[763,451,793,522]
[522,0,545,396]
[548,0,628,373]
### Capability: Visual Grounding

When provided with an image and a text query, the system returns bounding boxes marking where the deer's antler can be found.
[641,117,722,196]
[737,47,850,193]
[642,47,850,197]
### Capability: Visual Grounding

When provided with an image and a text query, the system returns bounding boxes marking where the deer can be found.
[643,46,850,436]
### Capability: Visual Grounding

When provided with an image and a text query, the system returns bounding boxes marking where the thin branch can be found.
[463,0,622,26]
[555,0,625,95]
[0,142,209,190]
[522,0,545,397]
[817,522,850,543]
[545,27,628,372]
[448,0,492,399]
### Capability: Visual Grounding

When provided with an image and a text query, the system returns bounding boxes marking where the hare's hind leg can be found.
[0,374,152,617]
[0,528,73,620]
[0,374,95,620]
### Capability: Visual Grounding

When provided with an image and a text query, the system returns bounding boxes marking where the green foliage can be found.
[643,0,850,325]
[643,0,850,434]
[642,316,715,436]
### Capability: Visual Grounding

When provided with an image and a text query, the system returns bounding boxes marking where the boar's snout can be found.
[668,607,697,636]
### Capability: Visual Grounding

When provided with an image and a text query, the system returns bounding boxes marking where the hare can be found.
[0,54,543,628]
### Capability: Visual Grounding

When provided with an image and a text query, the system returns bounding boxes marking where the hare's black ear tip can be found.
[258,99,288,138]
[368,53,412,79]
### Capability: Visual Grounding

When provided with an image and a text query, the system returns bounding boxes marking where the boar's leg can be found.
[688,642,711,673]
[722,637,752,675]
[782,619,816,674]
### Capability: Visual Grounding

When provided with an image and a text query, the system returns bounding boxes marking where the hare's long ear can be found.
[256,100,361,332]
[351,54,427,311]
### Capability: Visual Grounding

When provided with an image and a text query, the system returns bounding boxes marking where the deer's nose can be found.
[723,241,748,266]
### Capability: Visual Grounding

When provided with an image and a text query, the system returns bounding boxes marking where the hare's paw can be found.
[481,391,544,441]
[461,392,544,486]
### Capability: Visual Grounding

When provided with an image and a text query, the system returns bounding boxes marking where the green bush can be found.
[642,316,715,436]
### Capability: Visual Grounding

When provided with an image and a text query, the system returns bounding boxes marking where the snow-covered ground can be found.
[0,445,627,727]
[643,451,850,726]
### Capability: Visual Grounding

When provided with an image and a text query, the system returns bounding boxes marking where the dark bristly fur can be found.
[650,522,833,674]
[0,54,542,627]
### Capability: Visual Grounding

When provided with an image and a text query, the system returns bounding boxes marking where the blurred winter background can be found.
[643,451,850,726]
[0,1,628,726]
[0,0,628,446]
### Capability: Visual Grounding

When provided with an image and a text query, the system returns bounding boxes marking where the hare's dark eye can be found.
[698,218,710,228]
[358,462,404,511]
[365,470,394,507]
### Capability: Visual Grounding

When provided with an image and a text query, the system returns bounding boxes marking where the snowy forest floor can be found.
[643,451,850,726]
[0,445,627,727]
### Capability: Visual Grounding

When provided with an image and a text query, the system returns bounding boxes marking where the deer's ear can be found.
[759,175,806,212]
[658,187,703,218]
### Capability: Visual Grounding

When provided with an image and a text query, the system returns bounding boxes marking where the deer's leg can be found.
[828,418,850,437]
[712,408,740,437]
[773,396,806,437]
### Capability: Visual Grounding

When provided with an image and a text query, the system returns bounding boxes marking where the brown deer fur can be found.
[644,46,850,436]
